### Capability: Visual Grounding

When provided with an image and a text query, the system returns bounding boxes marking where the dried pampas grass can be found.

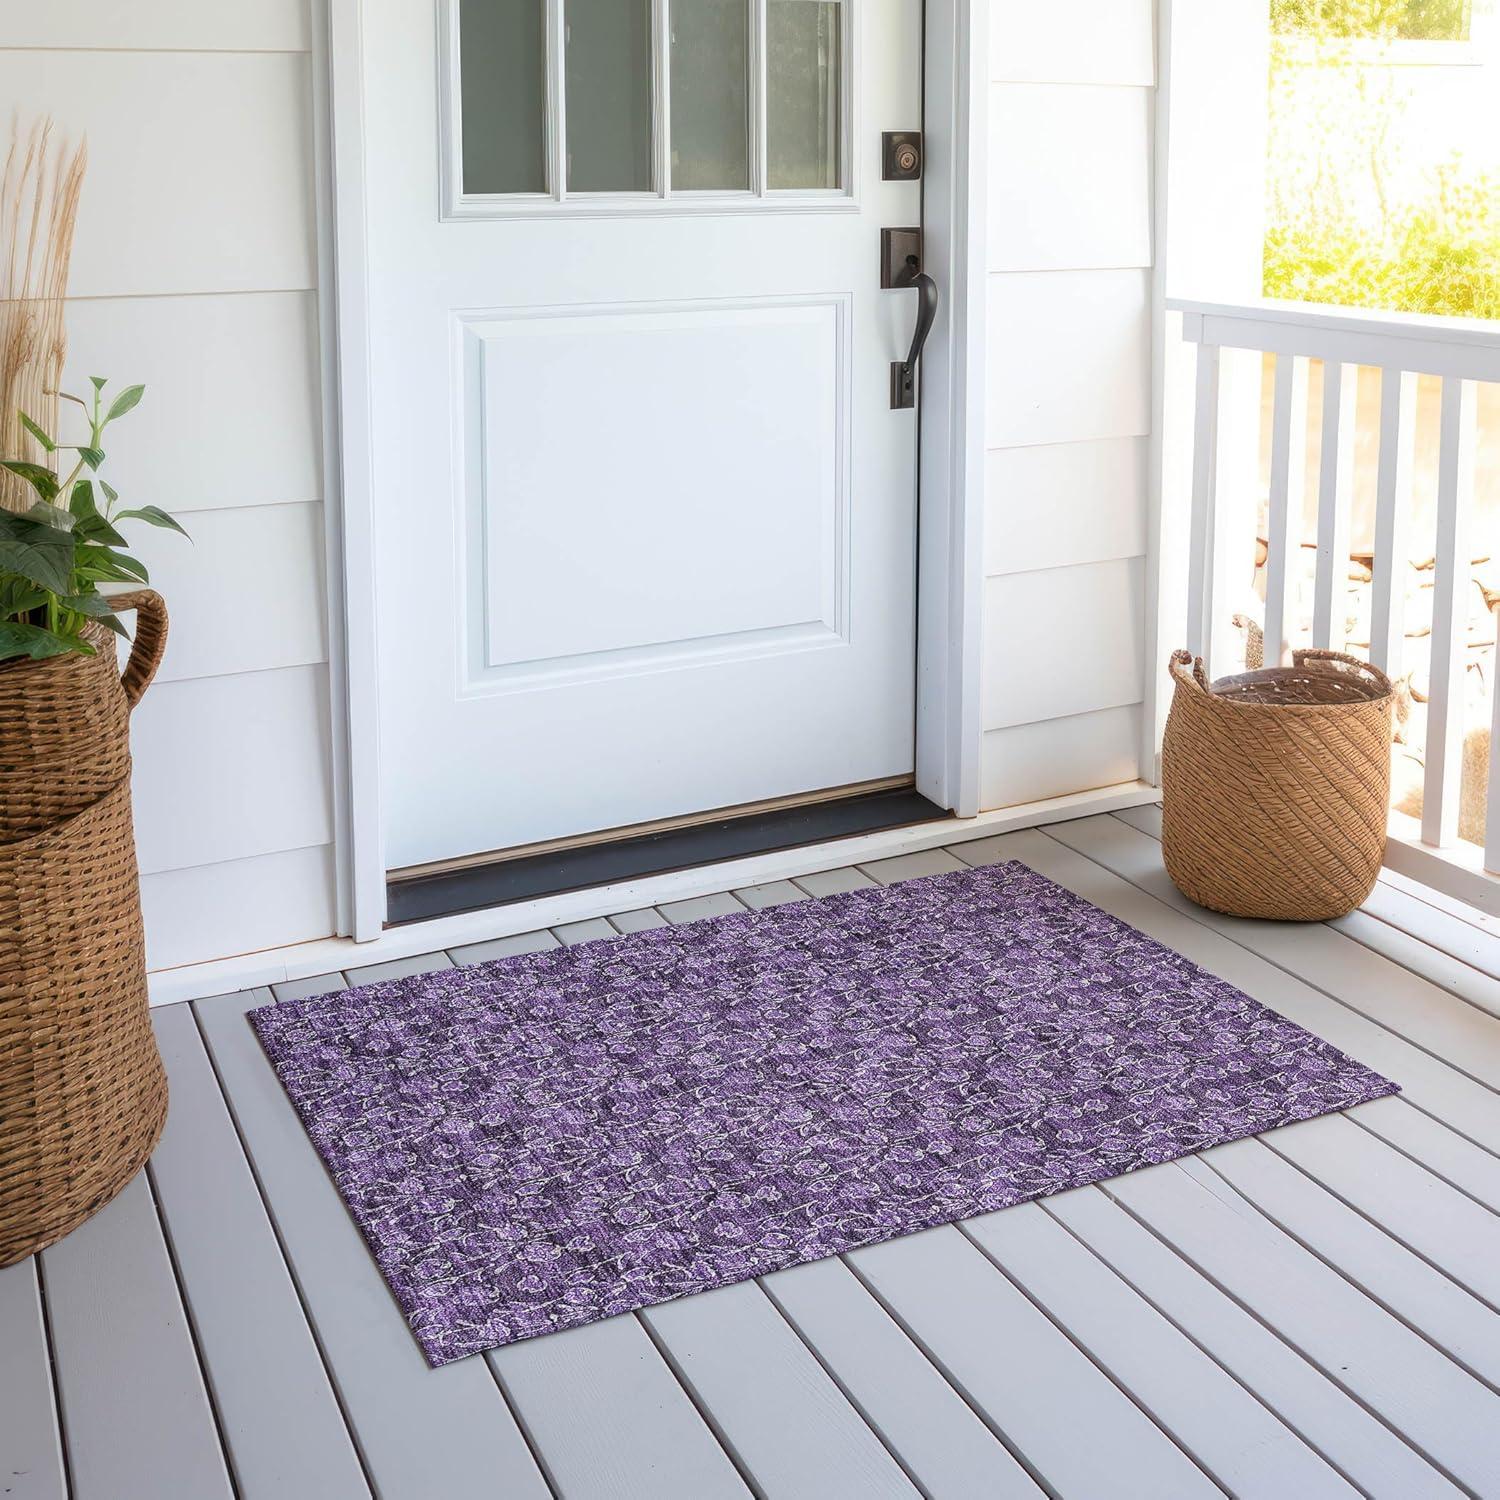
[1,117,87,513]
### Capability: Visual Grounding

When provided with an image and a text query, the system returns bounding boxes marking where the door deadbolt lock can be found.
[882,131,922,181]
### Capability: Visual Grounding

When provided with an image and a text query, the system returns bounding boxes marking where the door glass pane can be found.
[566,0,654,192]
[670,0,750,191]
[460,0,547,195]
[767,0,842,190]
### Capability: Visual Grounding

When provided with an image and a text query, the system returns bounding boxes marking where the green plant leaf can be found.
[18,413,56,452]
[62,591,112,616]
[0,621,92,663]
[89,376,107,393]
[62,596,127,636]
[68,481,127,547]
[100,480,119,505]
[0,510,75,593]
[117,505,189,538]
[104,384,145,423]
[0,459,60,502]
[1,582,48,616]
[76,446,105,470]
[75,544,148,584]
[25,499,76,531]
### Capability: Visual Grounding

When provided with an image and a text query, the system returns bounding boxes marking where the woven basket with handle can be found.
[1161,647,1394,922]
[0,590,170,1266]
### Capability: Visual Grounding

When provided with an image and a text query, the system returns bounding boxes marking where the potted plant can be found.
[0,119,188,1265]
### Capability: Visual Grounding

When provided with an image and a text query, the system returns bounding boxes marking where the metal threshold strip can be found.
[386,781,950,927]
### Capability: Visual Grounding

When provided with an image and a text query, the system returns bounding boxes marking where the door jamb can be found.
[318,0,988,941]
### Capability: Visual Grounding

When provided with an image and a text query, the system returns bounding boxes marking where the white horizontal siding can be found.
[62,293,323,513]
[980,5,1156,809]
[0,50,316,298]
[982,559,1147,730]
[981,705,1143,809]
[140,846,338,972]
[990,0,1156,86]
[985,437,1148,576]
[986,270,1152,449]
[7,23,342,965]
[987,85,1152,272]
[130,666,334,877]
[128,504,328,684]
[3,1,310,51]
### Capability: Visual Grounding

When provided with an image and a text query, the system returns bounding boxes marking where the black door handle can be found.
[891,257,938,409]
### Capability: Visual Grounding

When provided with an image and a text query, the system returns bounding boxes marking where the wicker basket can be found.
[1,590,170,1266]
[1161,647,1394,922]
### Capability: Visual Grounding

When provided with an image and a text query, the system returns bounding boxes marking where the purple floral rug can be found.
[250,861,1397,1365]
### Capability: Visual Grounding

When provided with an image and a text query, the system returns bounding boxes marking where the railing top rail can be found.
[1167,297,1500,380]
[1167,296,1500,350]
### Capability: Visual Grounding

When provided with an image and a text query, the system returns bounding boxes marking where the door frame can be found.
[316,0,989,941]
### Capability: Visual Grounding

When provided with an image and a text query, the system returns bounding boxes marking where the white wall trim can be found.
[916,0,988,818]
[1141,0,1171,785]
[323,0,987,935]
[325,0,387,939]
[147,780,1161,1005]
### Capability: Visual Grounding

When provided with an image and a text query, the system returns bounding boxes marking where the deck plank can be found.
[641,1280,919,1499]
[343,951,454,985]
[449,930,559,965]
[0,1257,66,1500]
[1351,877,1500,984]
[1200,1136,1500,1388]
[762,1255,1045,1499]
[792,866,877,897]
[1333,909,1500,1020]
[960,826,1500,1160]
[488,1314,750,1499]
[1045,1184,1459,1498]
[194,987,550,1500]
[1258,1115,1500,1310]
[150,1003,370,1497]
[607,907,670,933]
[41,1173,233,1500]
[857,848,968,885]
[657,893,746,924]
[1108,1160,1500,1495]
[732,880,807,909]
[1112,803,1500,991]
[962,1201,1356,1496]
[1352,1098,1500,1212]
[847,1225,1219,1497]
[552,918,618,946]
[272,970,351,1002]
[1048,815,1500,1095]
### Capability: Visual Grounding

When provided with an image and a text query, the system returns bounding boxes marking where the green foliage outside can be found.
[1265,169,1500,317]
[1271,0,1469,41]
[1263,0,1500,318]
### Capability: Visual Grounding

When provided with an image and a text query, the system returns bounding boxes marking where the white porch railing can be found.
[1168,298,1500,915]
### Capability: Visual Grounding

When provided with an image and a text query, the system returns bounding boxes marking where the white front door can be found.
[363,0,925,871]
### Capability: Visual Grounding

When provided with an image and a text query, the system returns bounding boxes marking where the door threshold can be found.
[145,782,1162,1007]
[386,785,949,927]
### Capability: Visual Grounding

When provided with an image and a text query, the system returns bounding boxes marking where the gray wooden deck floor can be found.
[7,808,1500,1499]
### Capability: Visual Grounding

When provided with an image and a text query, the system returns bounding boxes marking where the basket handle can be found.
[1168,649,1211,692]
[1293,646,1394,689]
[108,588,169,710]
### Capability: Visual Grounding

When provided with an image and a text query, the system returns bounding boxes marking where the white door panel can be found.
[365,0,923,868]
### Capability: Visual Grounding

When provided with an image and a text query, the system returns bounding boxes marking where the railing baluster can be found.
[1186,341,1221,669]
[1487,640,1500,875]
[1312,362,1358,651]
[1370,367,1418,679]
[1423,377,1477,848]
[1265,353,1308,668]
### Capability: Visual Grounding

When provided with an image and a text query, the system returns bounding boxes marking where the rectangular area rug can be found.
[250,861,1398,1366]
